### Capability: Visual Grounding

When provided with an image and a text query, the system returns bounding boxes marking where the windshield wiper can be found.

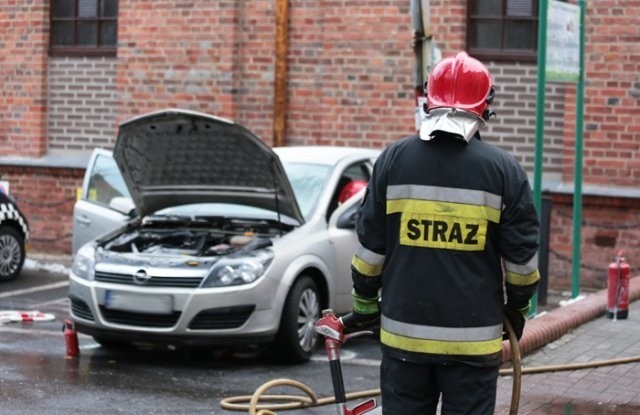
[143,215,209,226]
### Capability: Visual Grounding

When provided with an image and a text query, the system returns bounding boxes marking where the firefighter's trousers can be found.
[380,353,499,414]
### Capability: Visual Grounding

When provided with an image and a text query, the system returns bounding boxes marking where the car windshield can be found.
[155,162,331,222]
[281,162,331,218]
[156,203,298,225]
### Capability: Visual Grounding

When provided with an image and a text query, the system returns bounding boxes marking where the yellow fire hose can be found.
[219,319,640,415]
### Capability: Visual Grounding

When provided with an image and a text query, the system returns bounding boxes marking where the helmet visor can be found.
[419,108,484,142]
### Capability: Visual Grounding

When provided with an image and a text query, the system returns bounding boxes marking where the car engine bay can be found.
[100,217,289,257]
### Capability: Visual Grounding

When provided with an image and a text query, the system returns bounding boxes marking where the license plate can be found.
[105,291,173,315]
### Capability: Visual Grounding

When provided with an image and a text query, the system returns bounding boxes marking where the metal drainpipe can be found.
[273,0,289,148]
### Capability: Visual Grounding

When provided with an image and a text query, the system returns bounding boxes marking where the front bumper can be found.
[72,320,275,347]
[68,270,285,345]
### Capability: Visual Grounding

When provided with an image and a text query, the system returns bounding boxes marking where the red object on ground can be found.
[607,251,630,320]
[63,319,80,357]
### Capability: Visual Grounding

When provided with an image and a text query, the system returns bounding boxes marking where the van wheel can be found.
[0,226,25,282]
[273,276,321,363]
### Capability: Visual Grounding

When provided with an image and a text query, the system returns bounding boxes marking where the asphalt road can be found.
[0,261,383,415]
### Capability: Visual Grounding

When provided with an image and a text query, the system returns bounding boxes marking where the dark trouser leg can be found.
[380,354,439,415]
[437,362,499,415]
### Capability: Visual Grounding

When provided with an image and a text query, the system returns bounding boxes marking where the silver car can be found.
[69,108,380,362]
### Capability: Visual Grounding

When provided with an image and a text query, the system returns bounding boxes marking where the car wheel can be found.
[0,226,25,282]
[274,276,321,363]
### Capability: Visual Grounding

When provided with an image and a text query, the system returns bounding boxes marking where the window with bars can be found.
[467,0,538,62]
[50,0,118,56]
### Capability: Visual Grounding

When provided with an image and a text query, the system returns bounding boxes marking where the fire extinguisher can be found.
[607,250,630,320]
[63,319,80,357]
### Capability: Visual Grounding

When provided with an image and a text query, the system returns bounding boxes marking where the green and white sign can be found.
[546,0,581,82]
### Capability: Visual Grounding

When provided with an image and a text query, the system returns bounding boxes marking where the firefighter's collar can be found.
[419,108,484,143]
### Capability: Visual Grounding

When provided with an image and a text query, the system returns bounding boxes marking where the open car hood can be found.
[113,108,304,224]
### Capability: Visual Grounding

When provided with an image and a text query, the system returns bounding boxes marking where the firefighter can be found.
[317,51,540,414]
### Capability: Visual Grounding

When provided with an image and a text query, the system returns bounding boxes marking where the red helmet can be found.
[426,51,493,119]
[338,179,367,204]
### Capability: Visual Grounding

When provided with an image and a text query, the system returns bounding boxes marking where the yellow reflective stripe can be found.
[504,254,538,275]
[380,328,503,356]
[386,199,501,223]
[382,315,502,341]
[351,255,383,277]
[506,269,541,286]
[517,300,532,314]
[355,242,385,266]
[387,184,502,211]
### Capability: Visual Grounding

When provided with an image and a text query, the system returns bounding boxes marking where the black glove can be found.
[503,304,528,341]
[343,289,380,333]
[341,311,380,333]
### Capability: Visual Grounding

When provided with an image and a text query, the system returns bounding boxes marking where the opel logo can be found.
[133,269,152,285]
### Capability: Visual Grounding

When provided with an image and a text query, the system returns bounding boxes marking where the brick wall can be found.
[484,64,565,174]
[115,0,417,148]
[285,0,415,148]
[116,1,244,126]
[550,1,640,290]
[1,166,83,254]
[0,2,48,157]
[562,1,640,187]
[48,57,119,151]
[548,194,640,291]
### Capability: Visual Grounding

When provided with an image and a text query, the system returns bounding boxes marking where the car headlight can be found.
[202,249,274,288]
[71,244,96,281]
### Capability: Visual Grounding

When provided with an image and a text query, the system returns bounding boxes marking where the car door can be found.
[72,149,132,255]
[326,160,374,313]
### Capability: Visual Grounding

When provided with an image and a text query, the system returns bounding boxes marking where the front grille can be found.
[188,305,255,330]
[95,271,203,288]
[99,307,181,328]
[70,297,95,321]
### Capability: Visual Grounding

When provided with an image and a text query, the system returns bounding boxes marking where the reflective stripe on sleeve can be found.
[351,241,385,277]
[380,315,504,356]
[505,255,541,286]
[352,290,380,314]
[504,254,538,275]
[506,269,540,286]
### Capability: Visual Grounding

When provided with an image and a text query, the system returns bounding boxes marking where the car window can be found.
[327,162,371,218]
[86,153,130,207]
[343,163,371,182]
[281,162,331,219]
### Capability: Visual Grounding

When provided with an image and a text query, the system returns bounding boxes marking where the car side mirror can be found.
[109,196,136,217]
[336,202,360,229]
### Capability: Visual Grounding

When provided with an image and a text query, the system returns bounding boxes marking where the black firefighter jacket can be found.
[350,132,540,366]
